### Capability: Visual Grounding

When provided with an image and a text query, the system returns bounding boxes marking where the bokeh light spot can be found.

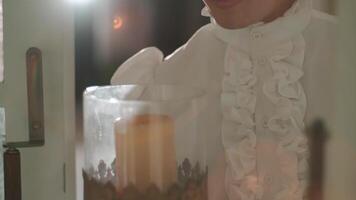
[113,16,123,30]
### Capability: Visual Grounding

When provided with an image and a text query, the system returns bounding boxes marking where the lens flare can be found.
[113,17,123,30]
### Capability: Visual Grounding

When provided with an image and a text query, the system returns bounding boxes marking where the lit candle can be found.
[115,114,177,192]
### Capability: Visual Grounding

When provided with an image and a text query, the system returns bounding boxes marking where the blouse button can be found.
[251,31,263,40]
[254,58,268,66]
[263,117,269,128]
[255,57,268,66]
[263,122,269,129]
[265,176,273,184]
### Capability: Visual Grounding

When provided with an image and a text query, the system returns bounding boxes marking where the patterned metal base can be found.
[83,158,208,200]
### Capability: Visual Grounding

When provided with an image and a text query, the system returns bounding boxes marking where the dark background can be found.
[75,0,209,103]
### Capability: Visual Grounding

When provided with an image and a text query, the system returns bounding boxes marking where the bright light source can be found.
[113,16,124,30]
[67,0,92,5]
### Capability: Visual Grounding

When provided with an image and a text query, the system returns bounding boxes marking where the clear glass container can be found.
[83,85,212,200]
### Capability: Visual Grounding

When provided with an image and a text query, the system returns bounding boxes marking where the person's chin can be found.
[210,0,243,9]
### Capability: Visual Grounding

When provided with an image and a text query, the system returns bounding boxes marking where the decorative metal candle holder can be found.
[83,85,209,200]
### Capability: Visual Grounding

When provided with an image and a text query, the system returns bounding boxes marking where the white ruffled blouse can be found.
[111,0,337,199]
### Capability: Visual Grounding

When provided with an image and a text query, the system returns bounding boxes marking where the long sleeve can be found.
[111,47,163,85]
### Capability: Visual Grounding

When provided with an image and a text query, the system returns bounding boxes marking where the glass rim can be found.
[83,84,206,104]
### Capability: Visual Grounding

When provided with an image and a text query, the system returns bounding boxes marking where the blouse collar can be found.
[205,0,312,50]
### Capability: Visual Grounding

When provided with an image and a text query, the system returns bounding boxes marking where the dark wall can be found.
[75,0,209,102]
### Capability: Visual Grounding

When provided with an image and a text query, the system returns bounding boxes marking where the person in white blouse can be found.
[111,0,337,199]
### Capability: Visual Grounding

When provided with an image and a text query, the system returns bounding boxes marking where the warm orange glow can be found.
[246,175,259,193]
[113,17,123,30]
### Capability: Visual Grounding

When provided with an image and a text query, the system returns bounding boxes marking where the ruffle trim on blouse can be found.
[215,0,311,198]
[262,35,308,200]
[221,47,263,200]
[221,34,308,200]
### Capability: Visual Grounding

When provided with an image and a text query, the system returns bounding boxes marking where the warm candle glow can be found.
[115,114,177,192]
